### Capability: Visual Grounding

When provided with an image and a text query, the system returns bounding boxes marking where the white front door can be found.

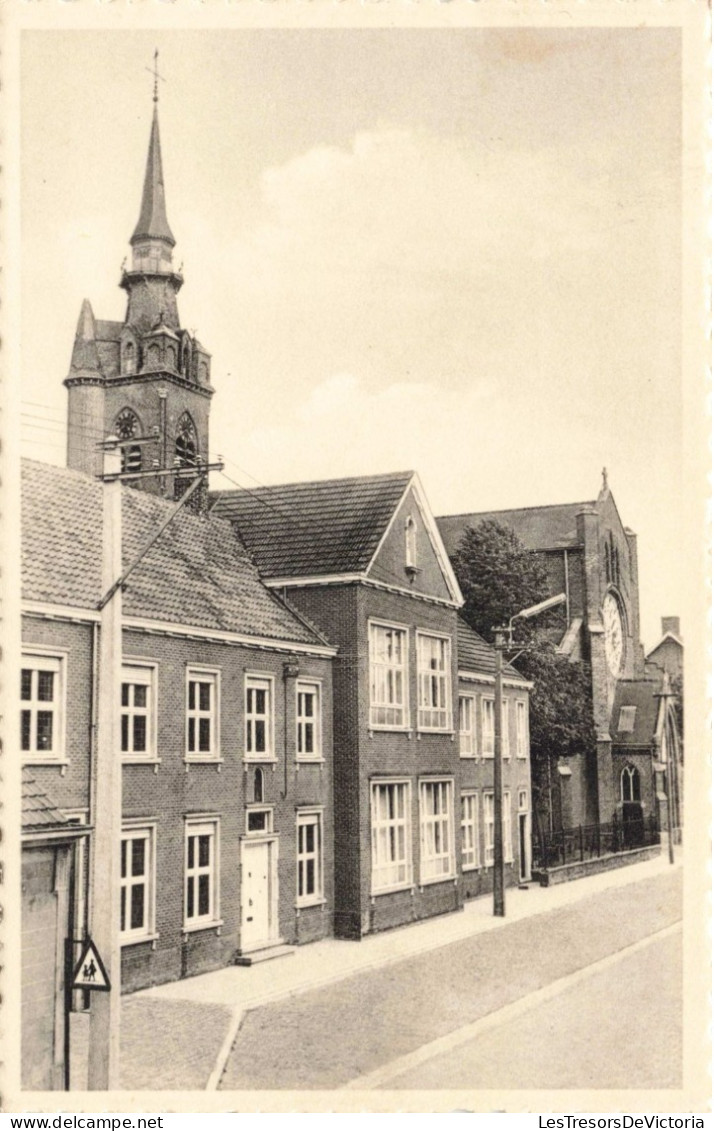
[241,839,276,951]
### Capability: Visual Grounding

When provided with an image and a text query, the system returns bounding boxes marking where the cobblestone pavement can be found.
[70,997,232,1091]
[120,998,232,1091]
[380,930,683,1090]
[218,869,682,1090]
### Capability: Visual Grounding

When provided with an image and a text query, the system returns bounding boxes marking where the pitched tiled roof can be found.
[457,618,523,681]
[22,460,326,648]
[22,770,69,831]
[437,501,594,555]
[610,679,660,746]
[210,471,414,578]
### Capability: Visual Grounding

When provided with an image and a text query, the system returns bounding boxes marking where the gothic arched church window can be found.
[175,413,198,467]
[621,764,641,804]
[115,408,142,474]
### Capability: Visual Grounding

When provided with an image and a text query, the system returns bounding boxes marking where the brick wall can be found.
[22,614,334,993]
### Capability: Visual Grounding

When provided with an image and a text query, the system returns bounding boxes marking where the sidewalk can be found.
[71,849,680,1091]
[138,848,677,1013]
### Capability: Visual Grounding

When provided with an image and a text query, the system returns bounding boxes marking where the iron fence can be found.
[532,813,660,871]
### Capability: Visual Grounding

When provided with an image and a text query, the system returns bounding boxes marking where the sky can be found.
[19,28,685,648]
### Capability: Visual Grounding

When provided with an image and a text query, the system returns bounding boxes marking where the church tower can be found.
[64,74,214,499]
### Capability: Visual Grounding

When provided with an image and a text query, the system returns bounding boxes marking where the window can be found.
[369,623,408,729]
[245,676,273,759]
[503,790,513,863]
[516,701,528,758]
[121,664,155,760]
[405,516,417,570]
[417,633,452,731]
[184,819,219,927]
[296,681,321,760]
[371,781,412,892]
[518,788,529,812]
[482,698,495,757]
[621,765,641,803]
[120,826,154,942]
[186,670,219,759]
[501,700,510,759]
[460,792,479,870]
[419,779,455,883]
[175,413,198,467]
[246,807,272,835]
[296,811,323,906]
[115,407,142,473]
[483,791,495,866]
[21,654,64,760]
[618,706,637,733]
[459,694,476,757]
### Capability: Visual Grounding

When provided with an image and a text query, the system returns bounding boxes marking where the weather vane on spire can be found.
[146,48,165,104]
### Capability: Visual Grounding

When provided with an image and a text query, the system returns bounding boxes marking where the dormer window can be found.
[405,516,417,577]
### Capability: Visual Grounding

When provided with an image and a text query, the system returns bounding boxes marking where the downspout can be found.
[563,549,570,625]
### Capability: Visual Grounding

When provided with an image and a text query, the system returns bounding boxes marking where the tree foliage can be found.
[452,520,596,825]
[452,519,550,642]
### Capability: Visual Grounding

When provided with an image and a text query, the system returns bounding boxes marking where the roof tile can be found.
[22,460,325,648]
[437,502,595,554]
[210,471,414,578]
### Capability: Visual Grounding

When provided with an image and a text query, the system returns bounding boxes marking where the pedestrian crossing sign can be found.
[71,938,111,992]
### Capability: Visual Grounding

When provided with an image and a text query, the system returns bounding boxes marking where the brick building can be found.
[211,471,533,937]
[437,473,682,841]
[21,459,336,1083]
[20,89,533,1086]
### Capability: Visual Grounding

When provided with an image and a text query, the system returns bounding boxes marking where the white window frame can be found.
[120,822,157,945]
[518,788,529,813]
[245,674,275,762]
[185,667,220,762]
[503,789,513,864]
[501,699,510,760]
[458,693,477,758]
[483,790,495,866]
[121,662,158,762]
[184,817,221,931]
[245,805,274,836]
[21,650,67,763]
[405,515,417,570]
[417,632,452,732]
[296,809,325,907]
[482,697,495,758]
[460,790,479,871]
[516,700,529,759]
[370,779,413,894]
[369,621,409,731]
[419,778,456,884]
[296,679,322,762]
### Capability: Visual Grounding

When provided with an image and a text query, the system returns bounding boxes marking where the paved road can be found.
[363,929,682,1090]
[218,869,681,1090]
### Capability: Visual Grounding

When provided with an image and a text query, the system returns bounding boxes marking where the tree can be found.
[452,520,596,833]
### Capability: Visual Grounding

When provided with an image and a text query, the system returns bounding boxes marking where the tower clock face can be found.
[603,592,624,676]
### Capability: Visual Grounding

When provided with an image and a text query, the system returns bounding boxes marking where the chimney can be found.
[662,616,680,638]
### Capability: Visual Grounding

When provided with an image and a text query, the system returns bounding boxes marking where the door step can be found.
[235,943,295,967]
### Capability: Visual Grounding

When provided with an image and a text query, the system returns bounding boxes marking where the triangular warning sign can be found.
[71,937,111,992]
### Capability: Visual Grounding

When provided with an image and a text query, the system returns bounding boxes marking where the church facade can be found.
[437,481,682,843]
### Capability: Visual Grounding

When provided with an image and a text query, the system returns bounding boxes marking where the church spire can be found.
[131,103,175,250]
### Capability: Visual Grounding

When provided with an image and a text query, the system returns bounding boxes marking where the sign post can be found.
[87,438,122,1090]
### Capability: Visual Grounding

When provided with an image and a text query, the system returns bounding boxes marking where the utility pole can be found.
[88,437,122,1089]
[492,593,567,918]
[492,628,506,917]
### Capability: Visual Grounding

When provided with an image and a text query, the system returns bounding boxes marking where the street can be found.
[217,867,681,1091]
